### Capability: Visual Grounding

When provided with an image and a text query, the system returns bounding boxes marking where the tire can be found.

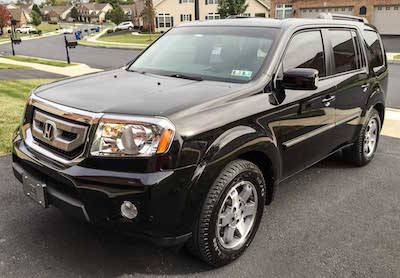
[186,159,266,266]
[343,108,381,166]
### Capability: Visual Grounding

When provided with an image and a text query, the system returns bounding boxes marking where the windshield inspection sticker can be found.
[231,70,252,79]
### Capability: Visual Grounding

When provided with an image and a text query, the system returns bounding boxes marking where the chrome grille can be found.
[22,94,103,166]
[32,110,88,152]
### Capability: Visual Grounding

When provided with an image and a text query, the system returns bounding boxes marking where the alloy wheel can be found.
[216,181,258,250]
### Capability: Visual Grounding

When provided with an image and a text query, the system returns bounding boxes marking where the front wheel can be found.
[343,108,381,166]
[186,159,266,266]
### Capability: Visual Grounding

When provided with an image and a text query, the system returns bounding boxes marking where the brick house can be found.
[41,6,74,22]
[76,3,113,24]
[269,0,400,35]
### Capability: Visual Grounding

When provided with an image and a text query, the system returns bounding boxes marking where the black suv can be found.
[12,17,388,266]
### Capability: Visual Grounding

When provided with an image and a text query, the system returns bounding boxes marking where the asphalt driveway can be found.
[0,136,399,277]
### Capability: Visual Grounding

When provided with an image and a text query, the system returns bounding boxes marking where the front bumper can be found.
[12,133,196,246]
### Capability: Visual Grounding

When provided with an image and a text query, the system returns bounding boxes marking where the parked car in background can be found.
[16,26,37,34]
[113,21,134,31]
[62,28,74,34]
[12,16,388,267]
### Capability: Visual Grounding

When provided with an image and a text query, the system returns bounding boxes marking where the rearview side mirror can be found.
[281,68,319,90]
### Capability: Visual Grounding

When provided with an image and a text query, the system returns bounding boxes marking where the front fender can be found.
[179,125,280,231]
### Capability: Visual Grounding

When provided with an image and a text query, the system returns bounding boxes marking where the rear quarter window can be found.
[362,30,385,69]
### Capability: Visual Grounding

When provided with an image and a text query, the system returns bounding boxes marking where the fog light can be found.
[121,201,138,219]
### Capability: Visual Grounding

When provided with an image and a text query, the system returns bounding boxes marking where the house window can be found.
[179,0,194,3]
[255,13,266,17]
[180,14,192,21]
[205,13,220,20]
[275,3,292,19]
[386,6,390,10]
[205,0,218,4]
[156,13,173,28]
[395,6,399,10]
[359,6,367,15]
[378,6,382,10]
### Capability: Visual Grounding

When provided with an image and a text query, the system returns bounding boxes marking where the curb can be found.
[388,60,400,65]
[79,43,145,51]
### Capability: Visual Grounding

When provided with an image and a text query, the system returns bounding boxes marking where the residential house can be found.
[270,0,400,35]
[7,4,32,22]
[8,8,28,28]
[121,4,136,21]
[76,3,113,24]
[41,6,73,22]
[134,0,270,32]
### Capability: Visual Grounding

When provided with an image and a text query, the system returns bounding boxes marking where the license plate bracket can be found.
[22,173,48,208]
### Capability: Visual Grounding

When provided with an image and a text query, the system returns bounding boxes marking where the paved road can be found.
[0,136,399,277]
[0,35,141,69]
[0,69,65,80]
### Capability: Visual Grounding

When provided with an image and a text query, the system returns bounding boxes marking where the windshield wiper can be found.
[169,73,203,81]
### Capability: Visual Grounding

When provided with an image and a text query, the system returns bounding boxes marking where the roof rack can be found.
[317,12,368,24]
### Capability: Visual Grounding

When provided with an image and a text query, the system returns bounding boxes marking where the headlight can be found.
[90,115,175,157]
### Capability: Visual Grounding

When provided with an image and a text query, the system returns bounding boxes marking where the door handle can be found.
[322,96,335,107]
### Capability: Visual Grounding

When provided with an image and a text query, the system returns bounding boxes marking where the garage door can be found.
[373,6,400,35]
[300,7,353,18]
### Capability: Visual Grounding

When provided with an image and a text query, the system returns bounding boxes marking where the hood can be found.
[34,69,242,116]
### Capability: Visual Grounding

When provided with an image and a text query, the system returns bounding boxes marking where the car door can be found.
[324,28,369,146]
[274,29,339,179]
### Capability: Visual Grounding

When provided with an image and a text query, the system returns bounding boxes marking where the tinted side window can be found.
[351,30,365,69]
[329,30,358,74]
[283,30,326,77]
[363,30,384,69]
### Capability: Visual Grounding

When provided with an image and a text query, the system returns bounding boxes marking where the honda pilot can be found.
[12,17,388,266]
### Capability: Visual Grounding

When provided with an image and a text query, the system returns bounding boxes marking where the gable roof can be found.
[42,5,71,15]
[256,0,270,10]
[81,3,109,11]
[8,8,23,21]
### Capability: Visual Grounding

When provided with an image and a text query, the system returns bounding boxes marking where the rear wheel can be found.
[343,108,381,166]
[186,159,266,266]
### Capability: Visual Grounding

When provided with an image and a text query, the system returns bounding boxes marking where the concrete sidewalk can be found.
[382,108,400,138]
[0,57,102,77]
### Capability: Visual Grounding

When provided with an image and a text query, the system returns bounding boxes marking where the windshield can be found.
[128,26,277,83]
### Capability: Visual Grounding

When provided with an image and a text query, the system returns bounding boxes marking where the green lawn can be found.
[394,54,400,61]
[0,62,31,69]
[0,79,53,154]
[0,55,73,67]
[98,32,160,45]
[37,23,62,33]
